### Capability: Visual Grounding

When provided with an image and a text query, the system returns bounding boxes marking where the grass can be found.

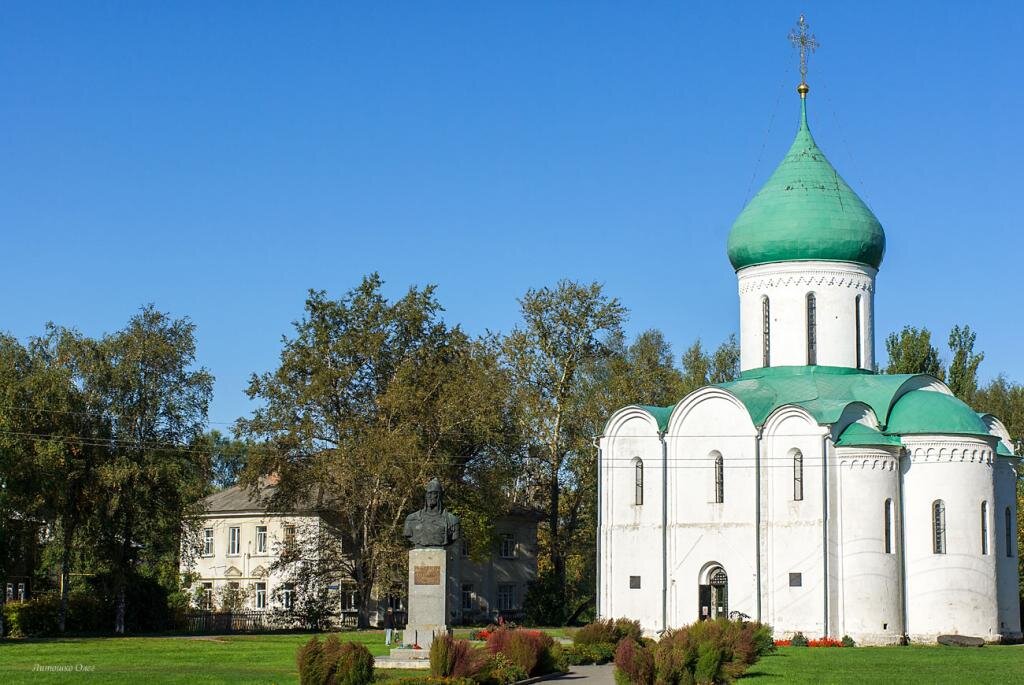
[0,631,410,685]
[743,644,1024,683]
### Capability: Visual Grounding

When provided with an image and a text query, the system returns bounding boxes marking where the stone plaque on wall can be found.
[414,565,441,585]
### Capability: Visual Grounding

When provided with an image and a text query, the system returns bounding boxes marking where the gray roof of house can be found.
[202,483,319,515]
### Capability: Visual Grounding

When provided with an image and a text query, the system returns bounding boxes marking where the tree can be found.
[680,335,741,395]
[237,275,514,627]
[504,280,626,623]
[884,326,945,378]
[200,430,250,490]
[71,306,213,633]
[947,325,984,404]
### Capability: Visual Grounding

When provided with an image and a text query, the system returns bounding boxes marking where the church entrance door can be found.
[698,565,728,620]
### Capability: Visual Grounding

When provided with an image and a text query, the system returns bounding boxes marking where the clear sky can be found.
[2,2,1022,429]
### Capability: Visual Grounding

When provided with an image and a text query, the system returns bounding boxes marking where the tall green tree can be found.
[71,306,213,633]
[237,276,514,626]
[885,326,945,378]
[200,430,250,490]
[947,325,984,404]
[504,280,626,623]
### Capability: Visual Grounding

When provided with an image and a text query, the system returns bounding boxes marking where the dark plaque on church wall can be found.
[414,565,441,585]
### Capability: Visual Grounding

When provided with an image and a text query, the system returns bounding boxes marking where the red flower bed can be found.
[774,638,846,648]
[807,638,844,648]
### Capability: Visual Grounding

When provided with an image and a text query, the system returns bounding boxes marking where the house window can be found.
[884,499,894,554]
[855,295,863,368]
[461,584,474,611]
[713,452,724,503]
[203,528,214,556]
[282,584,294,610]
[283,523,296,547]
[497,584,515,611]
[255,582,267,609]
[202,582,213,609]
[806,293,817,365]
[1007,507,1014,557]
[500,534,516,559]
[789,573,802,587]
[256,526,268,554]
[981,502,989,555]
[5,584,13,601]
[762,296,771,367]
[629,576,641,589]
[634,457,644,506]
[17,583,25,601]
[932,500,946,554]
[461,538,470,558]
[228,526,241,556]
[792,450,803,501]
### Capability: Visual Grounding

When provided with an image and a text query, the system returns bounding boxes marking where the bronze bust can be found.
[403,478,460,548]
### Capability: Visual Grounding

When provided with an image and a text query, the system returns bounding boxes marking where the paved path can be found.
[553,664,615,684]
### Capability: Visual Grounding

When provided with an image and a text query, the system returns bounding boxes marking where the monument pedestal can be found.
[402,546,458,650]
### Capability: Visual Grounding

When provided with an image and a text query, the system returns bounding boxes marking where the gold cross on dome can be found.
[788,14,819,95]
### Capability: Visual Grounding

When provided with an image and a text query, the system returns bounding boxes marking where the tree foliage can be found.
[236,275,516,626]
[884,326,944,378]
[947,325,985,404]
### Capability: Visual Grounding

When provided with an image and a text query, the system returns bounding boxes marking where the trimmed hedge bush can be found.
[2,592,105,637]
[486,628,557,677]
[297,635,375,685]
[431,634,487,679]
[574,618,642,646]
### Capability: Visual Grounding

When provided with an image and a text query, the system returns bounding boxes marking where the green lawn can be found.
[744,645,1024,683]
[0,631,417,685]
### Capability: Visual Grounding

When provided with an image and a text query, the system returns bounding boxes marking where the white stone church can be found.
[596,85,1021,644]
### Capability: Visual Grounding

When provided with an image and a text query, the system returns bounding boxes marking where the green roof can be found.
[996,442,1016,458]
[886,390,993,438]
[727,98,886,271]
[638,404,674,433]
[715,365,921,428]
[836,422,902,447]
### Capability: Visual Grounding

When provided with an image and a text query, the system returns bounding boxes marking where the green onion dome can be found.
[727,98,886,271]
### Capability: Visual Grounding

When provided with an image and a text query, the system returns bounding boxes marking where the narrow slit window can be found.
[884,499,894,554]
[806,293,817,365]
[714,453,724,504]
[981,501,989,555]
[762,297,771,368]
[634,458,644,506]
[933,500,946,554]
[1007,507,1014,557]
[793,450,803,501]
[855,295,863,368]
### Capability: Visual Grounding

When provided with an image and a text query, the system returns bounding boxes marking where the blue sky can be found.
[2,2,1022,428]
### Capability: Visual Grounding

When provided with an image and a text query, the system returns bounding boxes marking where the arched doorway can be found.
[698,564,728,620]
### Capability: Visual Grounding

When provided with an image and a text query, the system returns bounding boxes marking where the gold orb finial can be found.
[797,83,810,98]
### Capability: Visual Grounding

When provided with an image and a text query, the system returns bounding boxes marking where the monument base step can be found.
[388,648,431,660]
[375,656,431,670]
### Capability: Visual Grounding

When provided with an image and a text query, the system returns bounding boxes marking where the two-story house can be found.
[182,482,541,626]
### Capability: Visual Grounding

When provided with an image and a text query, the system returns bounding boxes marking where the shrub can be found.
[430,634,486,679]
[613,637,655,685]
[296,635,374,685]
[334,640,375,685]
[790,632,808,647]
[1,592,105,637]
[575,618,643,647]
[653,619,774,684]
[486,628,557,676]
[477,652,529,685]
[561,642,616,665]
[841,635,856,648]
[297,636,327,685]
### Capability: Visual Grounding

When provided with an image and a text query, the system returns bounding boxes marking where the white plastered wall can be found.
[664,389,758,629]
[598,408,666,631]
[833,445,903,644]
[737,261,876,371]
[901,436,999,641]
[982,415,1023,639]
[760,406,831,637]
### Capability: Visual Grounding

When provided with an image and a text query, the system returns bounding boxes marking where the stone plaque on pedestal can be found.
[404,547,458,650]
